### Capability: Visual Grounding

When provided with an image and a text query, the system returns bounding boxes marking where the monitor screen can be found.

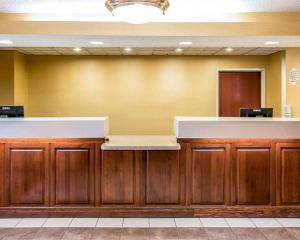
[0,106,24,118]
[240,108,273,118]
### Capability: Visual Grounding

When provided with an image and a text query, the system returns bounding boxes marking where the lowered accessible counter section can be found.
[102,135,180,150]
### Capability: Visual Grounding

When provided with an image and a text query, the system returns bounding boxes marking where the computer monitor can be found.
[240,108,273,118]
[0,106,24,118]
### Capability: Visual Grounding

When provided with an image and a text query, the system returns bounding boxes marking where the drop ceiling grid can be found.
[0,47,284,56]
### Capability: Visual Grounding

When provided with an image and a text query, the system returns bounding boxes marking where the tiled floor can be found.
[0,218,299,239]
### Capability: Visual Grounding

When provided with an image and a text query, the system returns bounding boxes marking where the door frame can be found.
[216,68,266,117]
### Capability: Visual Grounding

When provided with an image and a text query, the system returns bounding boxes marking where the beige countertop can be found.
[101,135,181,150]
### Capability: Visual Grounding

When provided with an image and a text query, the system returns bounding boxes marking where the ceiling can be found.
[0,47,283,56]
[0,0,299,22]
[0,35,299,48]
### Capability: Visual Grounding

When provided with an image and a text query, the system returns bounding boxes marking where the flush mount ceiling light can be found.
[265,41,279,45]
[225,47,234,52]
[179,41,193,45]
[73,47,82,52]
[124,47,133,52]
[105,0,170,24]
[90,41,104,45]
[0,40,13,44]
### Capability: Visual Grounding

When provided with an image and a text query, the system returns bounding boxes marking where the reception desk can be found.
[0,116,300,217]
[175,117,300,217]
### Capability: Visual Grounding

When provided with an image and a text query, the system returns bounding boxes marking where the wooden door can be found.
[145,150,181,205]
[187,144,230,205]
[4,143,49,206]
[231,143,275,206]
[101,150,136,205]
[219,71,261,117]
[276,143,300,205]
[50,143,95,206]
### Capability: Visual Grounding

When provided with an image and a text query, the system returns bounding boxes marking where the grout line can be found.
[274,218,285,228]
[14,218,23,228]
[41,218,48,228]
[95,217,100,228]
[121,218,124,228]
[68,218,75,228]
[249,218,258,228]
[198,218,204,228]
[224,218,231,228]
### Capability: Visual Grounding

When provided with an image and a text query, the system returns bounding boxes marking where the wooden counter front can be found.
[1,138,300,217]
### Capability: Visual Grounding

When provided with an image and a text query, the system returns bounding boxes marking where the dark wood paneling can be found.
[219,71,261,117]
[145,151,180,205]
[101,151,135,205]
[277,144,300,205]
[232,144,273,206]
[0,144,4,207]
[51,143,95,206]
[4,143,49,206]
[188,144,230,205]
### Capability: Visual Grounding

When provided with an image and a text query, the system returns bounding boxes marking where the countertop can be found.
[101,135,181,150]
[0,117,109,138]
[174,116,300,139]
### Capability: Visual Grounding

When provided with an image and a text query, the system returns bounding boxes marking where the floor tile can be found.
[259,228,297,240]
[200,218,229,228]
[1,228,41,240]
[69,218,98,228]
[31,228,67,240]
[16,218,47,228]
[226,218,256,228]
[175,218,202,228]
[61,228,93,240]
[0,218,21,228]
[231,228,266,240]
[121,228,149,240]
[149,228,178,240]
[150,218,176,228]
[43,218,73,228]
[251,218,282,228]
[204,228,237,240]
[123,218,149,228]
[96,218,123,228]
[90,228,122,240]
[0,228,10,239]
[177,227,208,239]
[286,228,300,240]
[276,218,300,228]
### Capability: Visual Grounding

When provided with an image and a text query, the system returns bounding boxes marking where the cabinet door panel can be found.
[146,151,180,205]
[4,144,49,206]
[190,147,228,205]
[277,145,300,205]
[0,144,3,206]
[101,151,135,204]
[232,144,272,205]
[51,144,94,206]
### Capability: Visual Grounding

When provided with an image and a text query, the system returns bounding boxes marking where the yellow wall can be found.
[286,48,300,117]
[14,51,29,112]
[26,55,280,134]
[266,51,284,117]
[0,51,14,105]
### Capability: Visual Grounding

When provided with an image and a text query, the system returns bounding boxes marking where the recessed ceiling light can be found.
[175,48,183,53]
[90,41,104,45]
[265,41,279,45]
[179,41,192,45]
[73,47,82,52]
[124,47,132,52]
[225,47,234,52]
[0,40,13,44]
